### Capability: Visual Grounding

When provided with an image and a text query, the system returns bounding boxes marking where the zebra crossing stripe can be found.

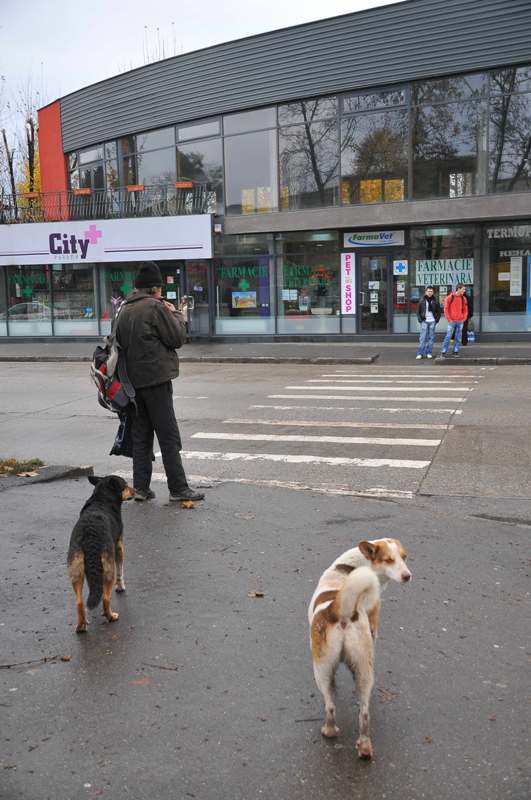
[222,418,450,430]
[269,394,465,403]
[285,385,469,392]
[251,404,463,414]
[191,432,440,447]
[181,450,430,469]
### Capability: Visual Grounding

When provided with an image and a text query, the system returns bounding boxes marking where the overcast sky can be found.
[1,0,404,116]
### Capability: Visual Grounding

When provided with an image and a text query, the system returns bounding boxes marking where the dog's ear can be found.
[108,476,123,491]
[359,540,378,561]
[88,475,101,486]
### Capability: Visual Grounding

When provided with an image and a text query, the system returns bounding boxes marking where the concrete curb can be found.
[0,464,94,492]
[0,354,379,365]
[435,357,531,365]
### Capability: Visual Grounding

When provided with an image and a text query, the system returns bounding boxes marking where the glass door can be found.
[185,260,210,337]
[358,254,390,332]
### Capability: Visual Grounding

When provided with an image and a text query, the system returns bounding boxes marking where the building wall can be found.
[58,0,531,152]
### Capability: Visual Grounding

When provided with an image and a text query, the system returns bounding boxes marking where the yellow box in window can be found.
[280,185,290,210]
[241,189,256,214]
[360,179,382,204]
[384,179,404,202]
[257,186,272,213]
[341,179,351,204]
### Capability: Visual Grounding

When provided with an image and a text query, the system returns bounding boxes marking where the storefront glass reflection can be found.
[214,257,273,334]
[5,266,52,335]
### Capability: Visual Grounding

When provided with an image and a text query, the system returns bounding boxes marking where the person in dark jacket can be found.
[416,286,442,359]
[115,262,204,503]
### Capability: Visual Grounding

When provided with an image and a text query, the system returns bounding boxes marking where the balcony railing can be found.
[0,183,216,224]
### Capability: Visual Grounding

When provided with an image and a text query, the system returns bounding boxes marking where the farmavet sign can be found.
[344,230,405,247]
[0,215,212,266]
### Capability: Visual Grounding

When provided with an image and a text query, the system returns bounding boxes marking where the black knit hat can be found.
[135,262,163,289]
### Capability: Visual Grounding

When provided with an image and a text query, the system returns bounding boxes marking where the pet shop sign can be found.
[0,215,212,266]
[341,252,356,315]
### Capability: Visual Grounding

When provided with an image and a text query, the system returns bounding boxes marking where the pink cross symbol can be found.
[84,224,103,245]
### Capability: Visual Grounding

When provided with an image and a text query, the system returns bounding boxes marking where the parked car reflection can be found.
[0,301,52,320]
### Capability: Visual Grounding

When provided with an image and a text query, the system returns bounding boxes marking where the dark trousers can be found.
[131,381,188,493]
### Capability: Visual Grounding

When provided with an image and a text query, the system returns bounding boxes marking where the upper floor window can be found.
[223,107,276,135]
[343,89,405,114]
[278,97,337,125]
[178,119,220,141]
[412,74,486,105]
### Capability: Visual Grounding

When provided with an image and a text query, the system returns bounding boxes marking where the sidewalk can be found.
[0,338,530,365]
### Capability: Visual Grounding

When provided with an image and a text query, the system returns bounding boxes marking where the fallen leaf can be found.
[16,471,39,478]
[248,591,265,598]
[180,499,195,509]
[424,736,433,743]
[377,687,400,703]
[60,655,71,662]
[129,677,151,686]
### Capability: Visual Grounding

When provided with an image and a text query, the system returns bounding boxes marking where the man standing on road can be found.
[416,285,441,360]
[115,262,205,503]
[440,283,468,358]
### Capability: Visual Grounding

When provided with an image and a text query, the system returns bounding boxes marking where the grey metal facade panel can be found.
[59,0,531,152]
[223,193,531,235]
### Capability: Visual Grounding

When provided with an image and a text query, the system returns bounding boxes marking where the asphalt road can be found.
[1,363,530,800]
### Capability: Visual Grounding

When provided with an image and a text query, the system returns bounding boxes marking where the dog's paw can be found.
[356,736,373,760]
[108,611,119,622]
[76,623,88,634]
[321,724,340,738]
[115,582,126,593]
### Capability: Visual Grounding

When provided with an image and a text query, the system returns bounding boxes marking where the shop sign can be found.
[344,230,405,247]
[0,215,212,266]
[340,252,355,315]
[486,225,531,239]
[415,258,474,286]
[393,259,408,275]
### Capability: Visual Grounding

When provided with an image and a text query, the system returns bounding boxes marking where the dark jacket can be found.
[115,290,186,389]
[417,295,442,323]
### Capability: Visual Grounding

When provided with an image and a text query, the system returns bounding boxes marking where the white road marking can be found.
[223,417,451,430]
[326,373,482,379]
[285,385,470,393]
[114,470,415,500]
[311,378,478,384]
[181,450,430,469]
[269,394,465,402]
[251,404,463,414]
[192,432,440,447]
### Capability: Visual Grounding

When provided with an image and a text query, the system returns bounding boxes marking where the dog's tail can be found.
[332,566,380,624]
[81,532,104,610]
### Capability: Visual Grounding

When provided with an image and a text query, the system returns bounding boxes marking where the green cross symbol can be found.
[120,282,131,295]
[238,279,250,291]
[22,286,33,298]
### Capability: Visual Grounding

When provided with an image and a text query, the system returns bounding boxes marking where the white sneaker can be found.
[426,354,433,359]
[416,354,422,360]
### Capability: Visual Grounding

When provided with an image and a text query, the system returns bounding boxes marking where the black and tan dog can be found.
[67,475,134,633]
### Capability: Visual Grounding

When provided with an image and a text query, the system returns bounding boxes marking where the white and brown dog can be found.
[308,538,411,759]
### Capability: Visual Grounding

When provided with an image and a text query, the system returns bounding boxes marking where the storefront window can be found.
[223,108,276,135]
[482,222,531,332]
[214,234,273,257]
[224,130,278,215]
[99,265,137,334]
[0,270,7,336]
[6,266,52,336]
[137,148,176,186]
[412,101,487,198]
[278,97,337,126]
[489,91,531,193]
[409,225,476,332]
[279,120,340,209]
[178,138,223,214]
[185,261,210,337]
[51,264,98,335]
[341,110,408,204]
[276,232,339,334]
[214,257,273,334]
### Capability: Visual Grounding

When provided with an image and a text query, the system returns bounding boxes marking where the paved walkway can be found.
[0,339,530,364]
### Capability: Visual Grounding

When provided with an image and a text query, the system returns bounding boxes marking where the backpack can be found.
[90,308,135,414]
